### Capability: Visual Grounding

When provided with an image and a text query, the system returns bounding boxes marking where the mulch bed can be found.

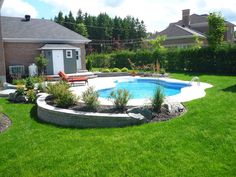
[151,110,186,122]
[46,96,186,122]
[0,113,11,133]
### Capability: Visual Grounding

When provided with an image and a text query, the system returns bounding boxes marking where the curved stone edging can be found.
[37,94,146,128]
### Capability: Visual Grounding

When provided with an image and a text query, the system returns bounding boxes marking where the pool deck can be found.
[70,76,213,106]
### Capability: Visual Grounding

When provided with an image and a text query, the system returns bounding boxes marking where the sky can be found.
[1,0,236,32]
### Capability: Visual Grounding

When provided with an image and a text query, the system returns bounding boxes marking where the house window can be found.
[66,50,73,58]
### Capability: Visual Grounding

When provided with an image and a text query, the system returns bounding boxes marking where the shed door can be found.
[52,50,64,75]
[75,48,82,71]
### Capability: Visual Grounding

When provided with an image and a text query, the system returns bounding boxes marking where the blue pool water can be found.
[98,79,190,99]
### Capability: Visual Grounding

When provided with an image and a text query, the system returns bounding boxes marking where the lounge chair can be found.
[58,71,88,85]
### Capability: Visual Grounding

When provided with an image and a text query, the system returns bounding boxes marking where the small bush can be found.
[121,67,129,72]
[109,89,131,110]
[55,91,77,108]
[47,81,76,108]
[112,68,121,72]
[82,87,100,111]
[86,58,93,71]
[35,54,48,75]
[25,77,35,90]
[151,87,164,113]
[13,79,26,85]
[16,85,25,96]
[102,68,110,73]
[159,68,166,74]
[37,82,46,92]
[47,81,70,99]
[32,76,44,83]
[26,89,37,103]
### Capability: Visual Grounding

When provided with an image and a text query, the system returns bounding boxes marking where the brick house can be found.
[0,3,90,83]
[149,9,235,48]
[0,0,5,83]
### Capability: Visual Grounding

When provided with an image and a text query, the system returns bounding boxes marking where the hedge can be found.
[87,45,236,74]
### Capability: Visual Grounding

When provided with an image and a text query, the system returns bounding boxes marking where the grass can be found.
[0,73,236,177]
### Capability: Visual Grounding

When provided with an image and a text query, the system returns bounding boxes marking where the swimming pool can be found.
[98,78,190,99]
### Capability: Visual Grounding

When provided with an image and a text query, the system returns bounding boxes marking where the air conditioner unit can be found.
[9,65,25,76]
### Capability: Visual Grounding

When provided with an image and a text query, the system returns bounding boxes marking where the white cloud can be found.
[3,0,235,32]
[1,0,38,18]
[103,0,124,7]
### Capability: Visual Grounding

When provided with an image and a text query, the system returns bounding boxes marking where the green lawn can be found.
[0,73,236,177]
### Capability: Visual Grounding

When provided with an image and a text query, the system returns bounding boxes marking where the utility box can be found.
[28,63,38,76]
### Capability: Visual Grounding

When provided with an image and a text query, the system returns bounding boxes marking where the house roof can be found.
[1,16,91,43]
[40,44,80,50]
[175,14,235,26]
[150,23,206,40]
[149,13,235,40]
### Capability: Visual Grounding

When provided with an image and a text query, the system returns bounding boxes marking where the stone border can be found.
[37,93,147,128]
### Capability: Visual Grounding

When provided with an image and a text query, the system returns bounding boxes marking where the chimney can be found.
[25,15,31,21]
[182,9,190,27]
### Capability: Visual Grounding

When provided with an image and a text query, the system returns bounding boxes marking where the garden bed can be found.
[0,113,11,133]
[37,94,186,128]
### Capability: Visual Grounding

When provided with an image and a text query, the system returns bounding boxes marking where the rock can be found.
[15,95,28,103]
[8,92,17,101]
[162,101,186,115]
[127,107,154,120]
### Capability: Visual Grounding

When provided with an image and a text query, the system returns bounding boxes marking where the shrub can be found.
[32,76,44,83]
[25,77,35,90]
[55,91,77,108]
[26,89,37,103]
[112,68,121,72]
[109,89,131,110]
[37,82,46,92]
[102,68,110,73]
[159,68,166,74]
[47,81,70,99]
[121,67,129,72]
[87,53,112,68]
[47,81,76,108]
[86,58,93,71]
[16,85,25,96]
[13,79,26,85]
[35,54,48,75]
[82,87,100,111]
[88,46,236,74]
[151,87,164,113]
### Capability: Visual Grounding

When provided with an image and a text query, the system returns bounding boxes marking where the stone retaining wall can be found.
[37,94,146,128]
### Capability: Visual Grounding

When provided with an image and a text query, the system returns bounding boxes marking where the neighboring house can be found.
[0,13,90,83]
[149,9,235,48]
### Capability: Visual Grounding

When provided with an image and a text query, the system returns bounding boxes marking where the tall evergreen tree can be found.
[64,11,76,31]
[54,11,64,25]
[76,9,83,24]
[75,23,88,37]
[54,9,147,52]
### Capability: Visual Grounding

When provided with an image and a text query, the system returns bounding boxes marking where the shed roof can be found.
[40,44,80,50]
